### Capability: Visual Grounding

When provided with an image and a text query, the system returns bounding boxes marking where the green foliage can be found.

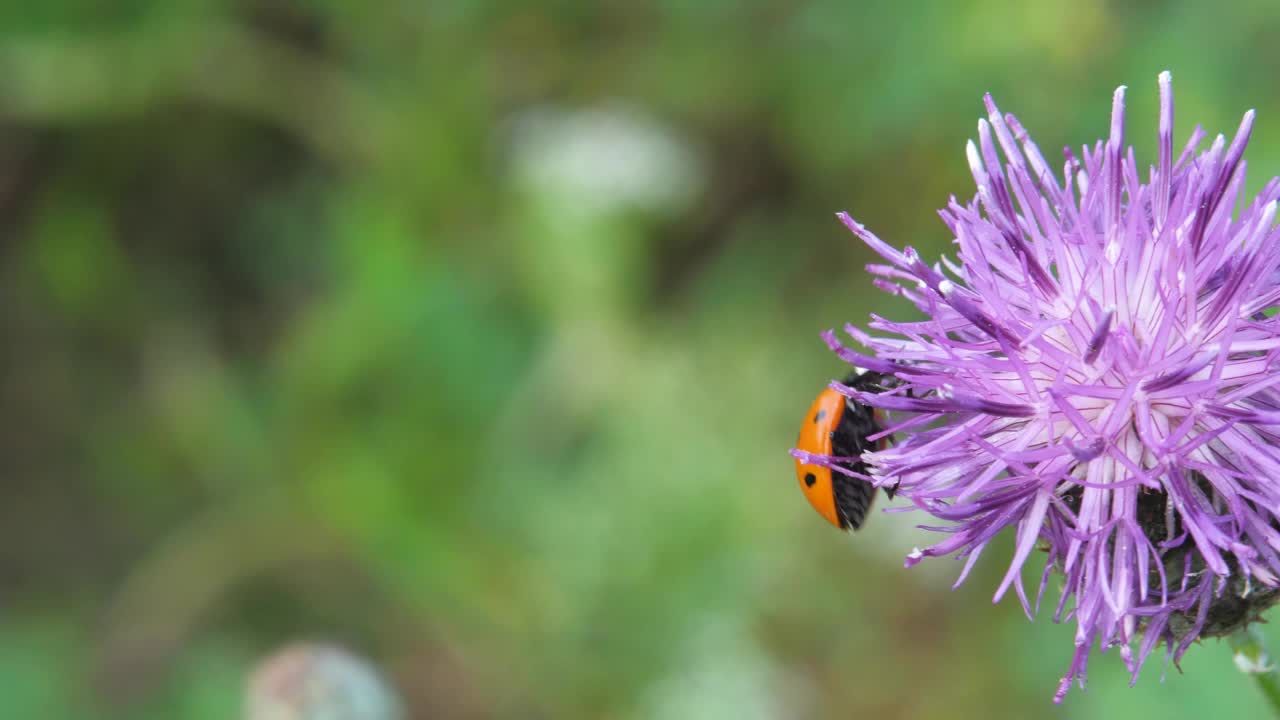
[5,1,1280,718]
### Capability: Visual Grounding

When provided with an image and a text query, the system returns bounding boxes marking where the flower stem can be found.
[1230,626,1280,716]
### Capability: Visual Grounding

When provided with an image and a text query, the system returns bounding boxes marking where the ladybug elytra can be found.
[794,370,895,530]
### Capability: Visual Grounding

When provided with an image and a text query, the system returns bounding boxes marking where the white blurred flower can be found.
[508,105,703,215]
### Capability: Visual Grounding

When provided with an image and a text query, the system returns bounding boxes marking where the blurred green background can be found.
[6,1,1280,718]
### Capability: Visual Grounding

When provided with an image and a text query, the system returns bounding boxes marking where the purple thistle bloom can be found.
[828,72,1280,701]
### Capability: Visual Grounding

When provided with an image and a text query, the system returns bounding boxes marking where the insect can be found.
[794,370,895,530]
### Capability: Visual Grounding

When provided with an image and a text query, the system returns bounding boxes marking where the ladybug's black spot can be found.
[804,472,817,487]
[813,409,827,423]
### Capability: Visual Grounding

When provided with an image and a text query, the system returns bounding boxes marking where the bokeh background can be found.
[7,1,1280,718]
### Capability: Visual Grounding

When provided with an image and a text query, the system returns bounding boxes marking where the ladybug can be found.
[794,370,895,530]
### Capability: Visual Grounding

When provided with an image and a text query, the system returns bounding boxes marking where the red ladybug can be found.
[794,371,894,530]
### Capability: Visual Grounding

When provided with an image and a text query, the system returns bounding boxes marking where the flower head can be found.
[827,72,1280,701]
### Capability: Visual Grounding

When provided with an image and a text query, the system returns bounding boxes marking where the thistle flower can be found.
[825,72,1280,701]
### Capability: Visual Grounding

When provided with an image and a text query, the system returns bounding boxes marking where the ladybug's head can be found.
[842,368,900,395]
